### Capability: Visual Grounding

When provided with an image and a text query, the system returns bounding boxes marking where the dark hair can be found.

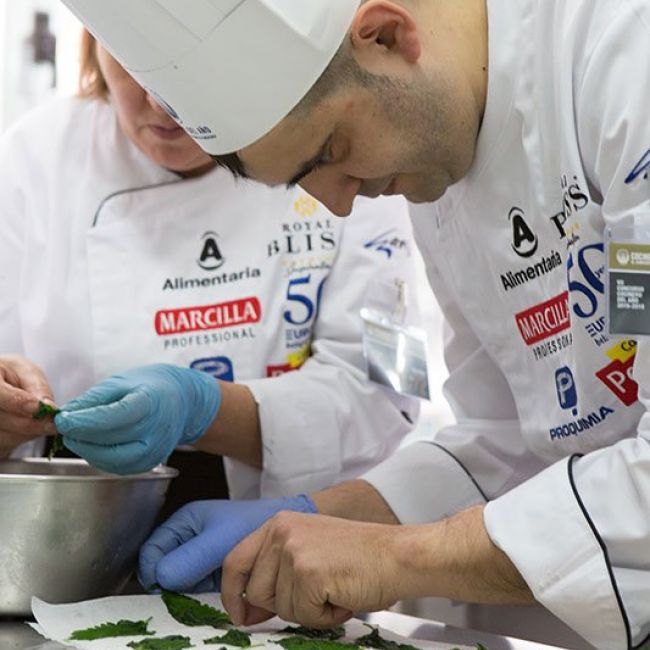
[211,37,370,179]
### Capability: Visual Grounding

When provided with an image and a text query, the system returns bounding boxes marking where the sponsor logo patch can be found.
[596,340,638,406]
[549,406,615,441]
[555,367,578,416]
[625,149,650,185]
[155,297,261,336]
[266,364,297,378]
[515,291,571,345]
[190,356,234,382]
[197,231,225,271]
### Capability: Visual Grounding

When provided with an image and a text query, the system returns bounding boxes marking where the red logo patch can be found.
[515,291,571,345]
[266,364,297,378]
[596,355,638,406]
[155,297,261,335]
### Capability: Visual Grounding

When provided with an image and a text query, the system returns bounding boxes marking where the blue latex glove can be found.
[138,495,318,592]
[54,364,221,475]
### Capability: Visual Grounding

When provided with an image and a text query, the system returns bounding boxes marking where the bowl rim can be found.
[0,457,179,481]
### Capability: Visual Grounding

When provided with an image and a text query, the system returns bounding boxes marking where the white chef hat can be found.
[61,0,361,154]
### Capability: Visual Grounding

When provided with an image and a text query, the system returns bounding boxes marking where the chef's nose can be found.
[299,168,360,217]
[146,93,175,119]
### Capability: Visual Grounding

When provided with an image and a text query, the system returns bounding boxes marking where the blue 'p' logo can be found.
[555,367,578,415]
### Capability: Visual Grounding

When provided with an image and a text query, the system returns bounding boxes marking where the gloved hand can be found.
[138,495,318,593]
[54,364,221,475]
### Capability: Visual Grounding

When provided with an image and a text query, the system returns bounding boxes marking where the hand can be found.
[0,355,57,456]
[221,512,404,628]
[138,495,317,593]
[54,364,221,474]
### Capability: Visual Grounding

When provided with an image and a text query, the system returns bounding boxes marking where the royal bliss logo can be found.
[268,219,336,257]
[155,297,261,336]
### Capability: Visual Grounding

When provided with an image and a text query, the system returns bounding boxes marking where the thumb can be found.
[156,531,232,592]
[0,363,53,416]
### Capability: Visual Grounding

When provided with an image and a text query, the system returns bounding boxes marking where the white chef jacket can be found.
[364,1,650,648]
[0,95,420,499]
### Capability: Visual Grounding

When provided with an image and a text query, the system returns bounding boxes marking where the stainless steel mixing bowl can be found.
[0,458,178,616]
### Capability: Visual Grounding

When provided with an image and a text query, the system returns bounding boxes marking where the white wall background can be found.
[0,0,80,130]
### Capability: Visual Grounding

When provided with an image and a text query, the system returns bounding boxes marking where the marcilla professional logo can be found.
[190,356,234,382]
[515,291,571,345]
[555,367,578,416]
[155,297,261,336]
[197,231,225,271]
[509,207,538,258]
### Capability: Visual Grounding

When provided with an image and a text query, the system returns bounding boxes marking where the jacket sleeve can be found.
[232,195,421,498]
[0,129,26,355]
[363,251,549,522]
[485,6,650,650]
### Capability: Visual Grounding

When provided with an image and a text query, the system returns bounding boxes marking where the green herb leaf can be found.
[354,625,420,650]
[33,401,60,420]
[69,618,154,640]
[204,629,252,646]
[277,636,357,650]
[279,626,346,641]
[161,589,232,629]
[127,635,193,650]
[47,434,64,460]
[32,401,63,461]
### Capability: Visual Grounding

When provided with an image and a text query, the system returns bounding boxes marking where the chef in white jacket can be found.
[0,29,421,504]
[50,0,650,648]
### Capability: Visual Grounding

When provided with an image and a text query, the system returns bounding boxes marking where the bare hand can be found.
[0,355,56,455]
[221,512,405,628]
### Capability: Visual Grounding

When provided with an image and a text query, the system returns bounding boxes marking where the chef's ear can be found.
[350,0,422,69]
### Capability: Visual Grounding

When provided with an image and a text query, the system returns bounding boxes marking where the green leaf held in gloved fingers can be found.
[161,589,232,629]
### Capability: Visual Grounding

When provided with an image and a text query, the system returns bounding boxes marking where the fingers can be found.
[0,360,54,419]
[62,437,160,475]
[60,378,131,413]
[139,505,213,590]
[0,358,57,439]
[154,530,233,592]
[222,525,269,626]
[56,391,152,439]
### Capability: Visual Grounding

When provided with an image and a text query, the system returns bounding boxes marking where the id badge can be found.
[360,279,431,400]
[606,224,650,338]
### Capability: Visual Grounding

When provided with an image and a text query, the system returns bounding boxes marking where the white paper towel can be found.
[31,594,473,650]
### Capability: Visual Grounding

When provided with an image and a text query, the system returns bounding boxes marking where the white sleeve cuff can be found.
[484,457,628,650]
[362,440,486,524]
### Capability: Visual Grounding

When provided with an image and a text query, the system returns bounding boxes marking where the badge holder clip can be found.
[360,279,431,400]
[606,223,650,339]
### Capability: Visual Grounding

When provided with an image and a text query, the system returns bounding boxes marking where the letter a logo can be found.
[509,207,538,258]
[198,231,225,271]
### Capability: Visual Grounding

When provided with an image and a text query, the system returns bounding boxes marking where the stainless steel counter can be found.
[1,610,567,650]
